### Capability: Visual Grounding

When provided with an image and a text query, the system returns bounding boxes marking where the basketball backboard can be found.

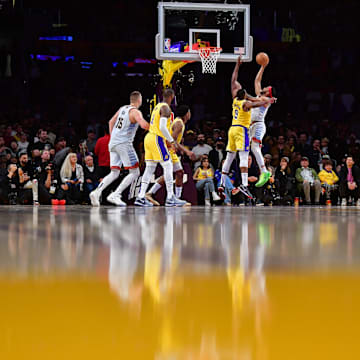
[156,2,253,63]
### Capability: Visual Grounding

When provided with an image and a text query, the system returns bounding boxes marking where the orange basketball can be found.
[256,52,269,66]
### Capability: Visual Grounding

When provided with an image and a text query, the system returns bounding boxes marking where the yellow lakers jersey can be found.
[171,117,185,144]
[149,102,172,139]
[197,168,213,180]
[232,99,251,128]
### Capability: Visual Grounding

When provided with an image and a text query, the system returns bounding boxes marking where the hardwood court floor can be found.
[1,205,360,359]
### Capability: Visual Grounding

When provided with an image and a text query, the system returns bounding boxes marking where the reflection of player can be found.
[135,89,187,207]
[146,105,195,205]
[90,91,149,206]
[250,63,277,188]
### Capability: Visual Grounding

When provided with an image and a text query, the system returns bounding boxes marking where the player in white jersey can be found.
[90,91,149,206]
[249,63,277,187]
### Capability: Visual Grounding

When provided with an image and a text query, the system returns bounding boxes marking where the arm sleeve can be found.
[159,117,174,143]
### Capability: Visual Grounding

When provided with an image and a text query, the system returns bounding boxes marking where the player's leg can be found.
[108,143,140,206]
[250,123,271,187]
[90,152,121,206]
[173,160,184,199]
[135,133,157,206]
[146,176,164,206]
[219,127,236,196]
[234,126,253,199]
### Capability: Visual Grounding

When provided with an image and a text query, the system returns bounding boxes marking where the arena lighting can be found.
[39,36,73,41]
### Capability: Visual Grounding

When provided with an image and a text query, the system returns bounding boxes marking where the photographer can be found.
[0,164,20,204]
[33,150,57,204]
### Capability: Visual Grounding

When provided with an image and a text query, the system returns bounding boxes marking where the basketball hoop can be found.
[198,47,222,74]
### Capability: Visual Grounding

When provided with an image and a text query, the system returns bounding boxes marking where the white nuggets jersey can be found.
[109,105,138,150]
[251,103,270,123]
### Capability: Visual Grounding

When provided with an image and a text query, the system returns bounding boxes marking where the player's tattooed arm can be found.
[254,65,266,96]
[109,110,120,134]
[159,105,175,144]
[231,56,242,99]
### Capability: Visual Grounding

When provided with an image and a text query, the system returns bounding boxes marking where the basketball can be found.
[256,52,269,66]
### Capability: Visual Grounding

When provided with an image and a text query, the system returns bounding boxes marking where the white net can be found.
[198,47,222,74]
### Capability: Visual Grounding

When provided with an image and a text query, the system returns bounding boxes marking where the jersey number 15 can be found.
[116,118,124,129]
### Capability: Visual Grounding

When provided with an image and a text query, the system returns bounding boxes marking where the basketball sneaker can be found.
[165,195,187,207]
[341,198,347,207]
[90,189,101,207]
[135,197,153,207]
[217,186,226,200]
[238,185,254,200]
[212,191,221,201]
[255,171,271,187]
[145,192,160,206]
[107,193,126,207]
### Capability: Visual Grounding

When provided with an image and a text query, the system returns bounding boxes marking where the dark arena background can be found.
[1,1,360,359]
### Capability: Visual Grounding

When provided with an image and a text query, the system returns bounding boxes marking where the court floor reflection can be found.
[1,206,360,359]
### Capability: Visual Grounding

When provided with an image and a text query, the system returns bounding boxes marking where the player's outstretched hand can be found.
[187,151,196,161]
[237,55,242,66]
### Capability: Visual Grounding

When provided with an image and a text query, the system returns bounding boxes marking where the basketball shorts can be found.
[249,122,266,144]
[144,132,171,162]
[226,125,250,152]
[110,143,139,170]
[169,150,183,172]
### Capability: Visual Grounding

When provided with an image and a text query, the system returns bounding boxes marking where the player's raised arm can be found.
[231,56,242,99]
[109,109,120,135]
[254,64,266,96]
[159,105,175,144]
[130,109,149,130]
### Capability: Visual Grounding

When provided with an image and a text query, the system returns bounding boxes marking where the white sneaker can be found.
[205,199,211,207]
[341,198,347,207]
[90,190,101,207]
[212,191,221,201]
[107,193,126,207]
[165,195,187,207]
[356,199,360,207]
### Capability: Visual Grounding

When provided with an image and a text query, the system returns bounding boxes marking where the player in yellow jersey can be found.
[219,60,274,201]
[135,89,187,207]
[145,105,195,205]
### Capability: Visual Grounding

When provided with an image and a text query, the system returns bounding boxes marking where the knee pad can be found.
[239,152,248,168]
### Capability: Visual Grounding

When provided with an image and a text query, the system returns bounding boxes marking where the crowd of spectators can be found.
[1,102,360,207]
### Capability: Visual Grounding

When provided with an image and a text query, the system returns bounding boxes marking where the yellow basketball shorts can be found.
[144,132,171,162]
[226,125,250,152]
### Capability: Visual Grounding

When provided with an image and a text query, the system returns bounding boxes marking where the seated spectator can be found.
[31,130,52,152]
[206,136,215,148]
[94,127,110,179]
[0,136,6,157]
[83,155,99,196]
[193,157,220,206]
[295,156,321,205]
[183,130,197,148]
[286,136,297,154]
[16,152,39,205]
[0,164,19,204]
[9,140,19,158]
[3,125,15,146]
[338,155,360,206]
[297,132,311,158]
[192,134,213,169]
[17,133,29,153]
[59,153,84,205]
[318,160,339,204]
[275,157,295,205]
[55,137,67,153]
[208,137,226,171]
[270,135,291,167]
[321,137,330,155]
[308,139,322,172]
[86,129,97,154]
